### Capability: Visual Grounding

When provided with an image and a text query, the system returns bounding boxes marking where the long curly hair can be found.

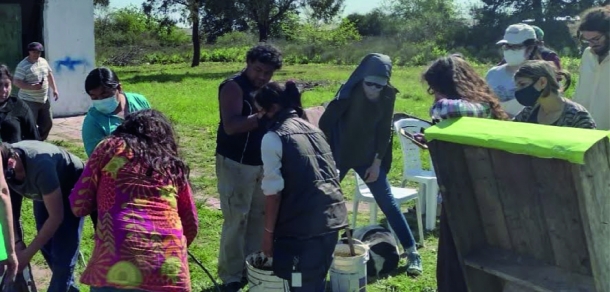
[111,109,189,184]
[423,54,509,120]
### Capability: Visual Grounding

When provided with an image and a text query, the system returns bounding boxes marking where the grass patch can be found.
[28,61,480,291]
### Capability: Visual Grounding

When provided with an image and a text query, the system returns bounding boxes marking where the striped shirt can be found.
[513,98,596,129]
[430,98,492,123]
[14,57,52,103]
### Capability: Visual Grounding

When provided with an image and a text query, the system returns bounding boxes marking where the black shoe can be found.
[222,282,244,292]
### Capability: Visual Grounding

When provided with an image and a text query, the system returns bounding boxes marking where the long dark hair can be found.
[254,81,303,117]
[423,54,509,120]
[111,109,189,184]
[85,67,121,93]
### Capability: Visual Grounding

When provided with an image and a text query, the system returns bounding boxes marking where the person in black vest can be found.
[256,81,348,291]
[215,44,283,292]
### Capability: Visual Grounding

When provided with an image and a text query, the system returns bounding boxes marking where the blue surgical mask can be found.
[514,81,542,107]
[92,95,120,114]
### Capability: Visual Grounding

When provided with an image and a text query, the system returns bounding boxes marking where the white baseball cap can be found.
[496,24,537,45]
[363,75,388,86]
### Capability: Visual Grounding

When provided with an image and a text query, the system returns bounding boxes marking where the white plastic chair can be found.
[351,173,424,246]
[394,118,439,231]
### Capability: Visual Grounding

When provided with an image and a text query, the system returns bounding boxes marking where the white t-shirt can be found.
[486,64,524,117]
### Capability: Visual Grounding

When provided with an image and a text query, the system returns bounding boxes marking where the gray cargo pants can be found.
[216,154,265,284]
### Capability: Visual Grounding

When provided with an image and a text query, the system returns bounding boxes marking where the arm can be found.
[261,132,284,234]
[22,187,63,261]
[70,139,115,216]
[177,182,198,246]
[0,158,16,259]
[47,71,58,100]
[318,99,349,139]
[573,110,597,129]
[219,81,260,135]
[373,97,396,164]
[82,117,106,157]
[12,66,39,91]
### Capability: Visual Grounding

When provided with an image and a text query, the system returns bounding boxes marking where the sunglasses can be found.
[364,81,384,89]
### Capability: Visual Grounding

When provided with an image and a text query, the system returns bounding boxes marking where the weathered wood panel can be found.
[463,146,512,250]
[533,157,591,276]
[572,139,610,292]
[429,141,503,291]
[464,247,595,292]
[489,151,555,264]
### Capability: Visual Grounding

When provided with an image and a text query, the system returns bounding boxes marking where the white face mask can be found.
[363,82,383,100]
[503,49,527,66]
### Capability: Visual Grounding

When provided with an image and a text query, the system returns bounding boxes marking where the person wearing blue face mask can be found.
[513,60,595,129]
[82,67,151,158]
[81,67,151,230]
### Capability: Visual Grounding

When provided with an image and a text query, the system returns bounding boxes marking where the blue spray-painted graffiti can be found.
[54,57,90,73]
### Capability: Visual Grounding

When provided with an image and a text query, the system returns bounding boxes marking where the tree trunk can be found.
[532,0,543,22]
[191,16,201,67]
[258,23,269,42]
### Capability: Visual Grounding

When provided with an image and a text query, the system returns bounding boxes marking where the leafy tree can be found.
[235,0,345,42]
[143,0,203,67]
[94,0,109,7]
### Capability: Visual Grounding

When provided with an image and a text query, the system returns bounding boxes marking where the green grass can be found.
[24,60,554,292]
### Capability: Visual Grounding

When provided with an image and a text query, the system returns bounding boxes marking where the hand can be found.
[1,252,18,285]
[53,90,59,101]
[364,163,380,183]
[413,133,427,144]
[16,249,31,272]
[262,230,274,257]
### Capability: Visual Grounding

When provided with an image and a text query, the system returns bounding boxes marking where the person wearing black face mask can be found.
[513,60,596,129]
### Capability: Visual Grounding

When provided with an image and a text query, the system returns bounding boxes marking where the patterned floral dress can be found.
[69,136,199,292]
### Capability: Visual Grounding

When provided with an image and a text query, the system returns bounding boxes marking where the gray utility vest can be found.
[270,110,348,238]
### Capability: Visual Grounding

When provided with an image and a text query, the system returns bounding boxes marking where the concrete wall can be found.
[43,0,94,117]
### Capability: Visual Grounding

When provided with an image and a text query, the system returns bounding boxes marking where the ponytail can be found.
[255,81,303,116]
[284,80,303,117]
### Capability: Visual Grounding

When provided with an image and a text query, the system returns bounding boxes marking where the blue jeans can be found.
[90,287,147,292]
[33,194,84,292]
[273,232,337,292]
[339,165,416,250]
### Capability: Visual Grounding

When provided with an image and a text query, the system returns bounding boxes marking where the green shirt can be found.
[81,92,151,157]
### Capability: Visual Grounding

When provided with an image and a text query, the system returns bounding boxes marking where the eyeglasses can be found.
[581,34,605,45]
[502,44,526,51]
[364,81,384,89]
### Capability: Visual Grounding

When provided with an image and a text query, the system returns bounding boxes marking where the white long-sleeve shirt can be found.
[573,47,610,130]
[260,131,284,196]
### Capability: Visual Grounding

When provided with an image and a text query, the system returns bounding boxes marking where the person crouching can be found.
[255,81,348,291]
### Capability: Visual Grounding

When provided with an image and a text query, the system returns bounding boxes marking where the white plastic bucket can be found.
[245,252,287,292]
[330,241,370,292]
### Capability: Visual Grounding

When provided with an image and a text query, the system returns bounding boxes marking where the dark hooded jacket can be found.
[319,53,397,172]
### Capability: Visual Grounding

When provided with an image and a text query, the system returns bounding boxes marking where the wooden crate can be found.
[425,117,610,292]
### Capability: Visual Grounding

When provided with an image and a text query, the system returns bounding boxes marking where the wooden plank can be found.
[572,139,610,292]
[532,157,591,276]
[463,146,512,250]
[428,141,503,292]
[464,247,596,292]
[489,150,555,264]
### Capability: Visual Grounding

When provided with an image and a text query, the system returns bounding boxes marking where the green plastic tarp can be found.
[424,117,610,165]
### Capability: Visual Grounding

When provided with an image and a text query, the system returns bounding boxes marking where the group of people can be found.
[0,4,605,292]
[0,42,196,291]
[214,5,609,292]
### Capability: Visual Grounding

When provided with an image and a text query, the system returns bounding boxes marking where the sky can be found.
[110,0,481,16]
